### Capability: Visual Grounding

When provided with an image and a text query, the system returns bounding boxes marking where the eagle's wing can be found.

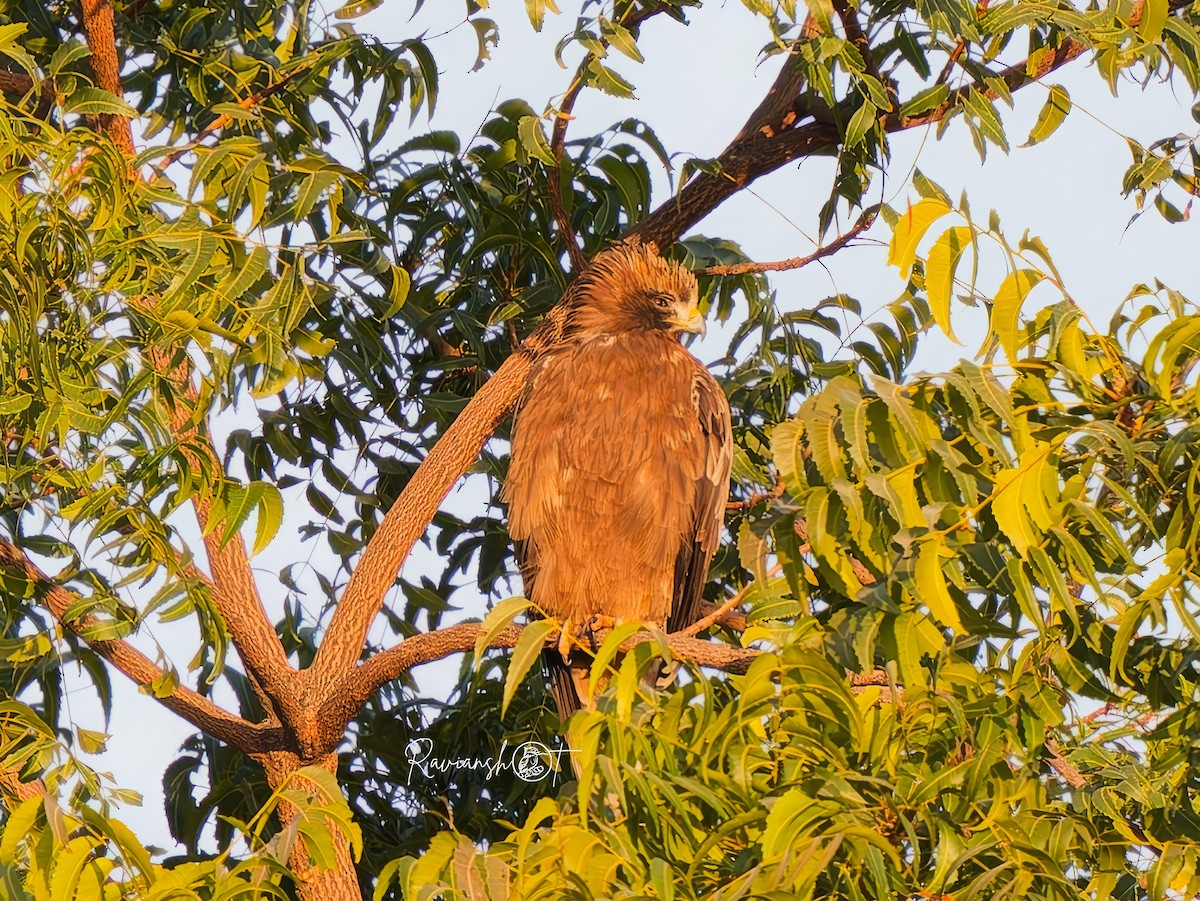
[666,368,733,633]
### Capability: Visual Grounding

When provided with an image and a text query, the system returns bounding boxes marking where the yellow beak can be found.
[668,306,707,337]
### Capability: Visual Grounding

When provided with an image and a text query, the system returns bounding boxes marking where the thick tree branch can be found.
[310,297,576,690]
[633,0,1188,249]
[0,536,278,751]
[151,374,298,725]
[317,619,760,747]
[79,0,134,154]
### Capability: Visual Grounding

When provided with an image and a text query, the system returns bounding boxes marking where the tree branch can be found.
[0,760,46,804]
[0,536,279,752]
[149,368,299,726]
[699,209,876,276]
[317,619,760,747]
[79,0,134,154]
[632,0,1188,249]
[547,3,675,273]
[309,294,578,692]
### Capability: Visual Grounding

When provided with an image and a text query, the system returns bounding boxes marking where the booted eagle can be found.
[504,243,733,719]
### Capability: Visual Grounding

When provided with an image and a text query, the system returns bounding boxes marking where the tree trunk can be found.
[259,752,362,901]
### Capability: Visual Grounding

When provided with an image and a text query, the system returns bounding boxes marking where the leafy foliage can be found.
[2,0,1200,898]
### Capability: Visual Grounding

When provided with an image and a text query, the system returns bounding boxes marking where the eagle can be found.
[503,243,733,720]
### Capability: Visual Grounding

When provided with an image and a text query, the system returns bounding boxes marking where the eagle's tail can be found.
[543,649,586,721]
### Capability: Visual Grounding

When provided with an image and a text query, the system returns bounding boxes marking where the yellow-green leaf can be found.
[915,541,965,634]
[1023,86,1070,147]
[503,619,556,716]
[474,596,532,660]
[924,226,972,343]
[887,197,953,275]
[1139,0,1168,42]
[989,269,1043,360]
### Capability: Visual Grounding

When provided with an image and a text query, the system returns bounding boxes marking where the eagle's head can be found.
[568,242,705,340]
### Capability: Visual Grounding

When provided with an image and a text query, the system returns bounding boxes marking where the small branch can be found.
[1045,738,1086,789]
[699,209,876,277]
[546,4,673,273]
[0,536,276,752]
[696,599,748,632]
[0,70,34,96]
[681,564,782,638]
[0,761,47,804]
[548,77,588,273]
[725,475,785,511]
[154,64,313,173]
[832,0,884,89]
[794,517,877,586]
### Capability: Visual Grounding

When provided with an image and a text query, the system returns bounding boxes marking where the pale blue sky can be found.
[74,0,1200,848]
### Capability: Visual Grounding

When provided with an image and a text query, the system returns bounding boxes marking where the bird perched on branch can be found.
[503,242,733,721]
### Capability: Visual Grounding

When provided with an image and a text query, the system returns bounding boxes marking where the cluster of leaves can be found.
[4,0,1200,896]
[0,699,359,901]
[387,270,1200,897]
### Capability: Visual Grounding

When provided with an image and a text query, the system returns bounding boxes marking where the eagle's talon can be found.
[557,617,573,659]
[587,614,617,637]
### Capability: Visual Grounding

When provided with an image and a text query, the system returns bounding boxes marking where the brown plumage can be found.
[503,243,733,720]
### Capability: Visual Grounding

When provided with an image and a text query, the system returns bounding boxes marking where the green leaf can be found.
[584,59,636,98]
[600,17,643,63]
[1023,86,1070,147]
[62,87,136,118]
[252,483,283,555]
[382,264,411,318]
[503,619,557,716]
[844,101,878,147]
[474,597,533,660]
[516,115,557,167]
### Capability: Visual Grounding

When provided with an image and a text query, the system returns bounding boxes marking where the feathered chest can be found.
[515,333,705,469]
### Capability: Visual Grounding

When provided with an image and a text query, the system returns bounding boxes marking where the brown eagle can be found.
[503,243,733,719]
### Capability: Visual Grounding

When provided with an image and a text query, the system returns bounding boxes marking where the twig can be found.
[681,564,782,638]
[699,209,877,277]
[794,517,877,586]
[726,475,786,511]
[546,4,673,272]
[154,65,313,173]
[548,77,588,273]
[831,0,884,89]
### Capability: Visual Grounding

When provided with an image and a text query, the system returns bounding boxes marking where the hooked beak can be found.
[667,305,707,338]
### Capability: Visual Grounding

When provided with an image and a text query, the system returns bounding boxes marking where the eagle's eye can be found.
[650,292,674,310]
